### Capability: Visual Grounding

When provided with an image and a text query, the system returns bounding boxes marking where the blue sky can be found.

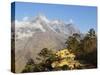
[12,2,97,33]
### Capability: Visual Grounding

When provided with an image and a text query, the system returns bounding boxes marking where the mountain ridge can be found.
[12,14,81,72]
[15,14,80,40]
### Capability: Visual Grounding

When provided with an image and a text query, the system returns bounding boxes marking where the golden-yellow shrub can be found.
[51,49,83,69]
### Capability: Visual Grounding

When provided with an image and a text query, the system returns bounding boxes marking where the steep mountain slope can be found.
[15,15,80,40]
[13,14,80,72]
[49,19,80,36]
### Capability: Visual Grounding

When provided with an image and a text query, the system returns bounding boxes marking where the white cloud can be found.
[69,19,74,24]
[14,17,46,40]
[22,16,29,21]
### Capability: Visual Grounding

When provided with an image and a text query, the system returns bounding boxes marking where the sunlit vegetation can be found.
[22,28,97,72]
[51,49,83,70]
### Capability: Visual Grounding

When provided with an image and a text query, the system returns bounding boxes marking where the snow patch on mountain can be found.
[14,14,80,40]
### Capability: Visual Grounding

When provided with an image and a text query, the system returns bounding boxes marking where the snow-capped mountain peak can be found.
[33,14,50,23]
[14,14,80,40]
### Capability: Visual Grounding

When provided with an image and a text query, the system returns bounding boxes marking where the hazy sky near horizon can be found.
[12,2,97,33]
